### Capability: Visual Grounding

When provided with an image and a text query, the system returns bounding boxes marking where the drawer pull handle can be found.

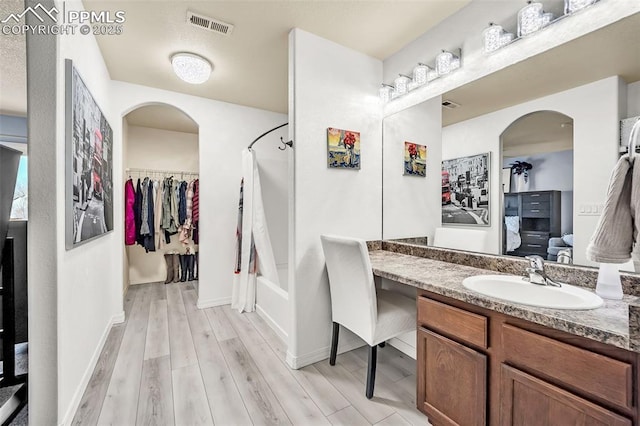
[531,209,540,213]
[531,194,540,197]
[530,202,539,205]
[527,244,542,248]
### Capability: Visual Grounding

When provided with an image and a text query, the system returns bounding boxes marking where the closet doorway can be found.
[123,104,199,294]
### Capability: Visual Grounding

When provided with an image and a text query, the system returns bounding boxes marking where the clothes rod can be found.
[126,168,199,177]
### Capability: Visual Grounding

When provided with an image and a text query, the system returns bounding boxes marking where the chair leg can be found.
[378,342,386,348]
[366,345,377,399]
[329,322,339,366]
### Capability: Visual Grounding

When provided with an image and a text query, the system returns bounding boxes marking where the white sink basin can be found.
[462,275,603,310]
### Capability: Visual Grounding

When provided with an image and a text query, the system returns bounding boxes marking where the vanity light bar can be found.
[379,49,463,103]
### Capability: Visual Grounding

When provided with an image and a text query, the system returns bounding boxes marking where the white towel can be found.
[505,216,521,252]
[587,154,634,264]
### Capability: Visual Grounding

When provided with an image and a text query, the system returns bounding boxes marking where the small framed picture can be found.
[327,127,360,169]
[441,152,490,226]
[403,142,427,177]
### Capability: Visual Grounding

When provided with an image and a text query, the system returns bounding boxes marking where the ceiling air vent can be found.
[442,99,461,109]
[186,11,234,36]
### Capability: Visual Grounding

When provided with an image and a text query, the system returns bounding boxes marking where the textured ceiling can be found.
[442,12,640,126]
[88,0,470,114]
[0,0,27,116]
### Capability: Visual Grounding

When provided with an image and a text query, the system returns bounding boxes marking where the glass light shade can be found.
[565,0,597,14]
[412,63,430,86]
[517,1,543,37]
[483,23,504,54]
[379,85,392,102]
[171,53,212,84]
[394,75,410,95]
[436,50,460,76]
[500,32,515,47]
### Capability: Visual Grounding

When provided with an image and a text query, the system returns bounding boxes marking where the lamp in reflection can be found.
[565,0,597,14]
[517,1,544,37]
[436,50,461,76]
[394,74,411,95]
[379,84,394,103]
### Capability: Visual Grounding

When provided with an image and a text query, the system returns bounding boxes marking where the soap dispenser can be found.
[595,263,623,300]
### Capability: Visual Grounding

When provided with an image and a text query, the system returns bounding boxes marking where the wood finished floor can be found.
[72,282,428,425]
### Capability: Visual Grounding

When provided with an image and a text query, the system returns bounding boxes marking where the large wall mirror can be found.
[382,11,639,273]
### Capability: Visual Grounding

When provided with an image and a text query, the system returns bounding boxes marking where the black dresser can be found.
[503,190,562,258]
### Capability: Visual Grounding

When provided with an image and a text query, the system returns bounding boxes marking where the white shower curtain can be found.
[232,149,280,312]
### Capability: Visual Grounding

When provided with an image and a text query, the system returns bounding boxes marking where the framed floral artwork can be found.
[404,142,426,177]
[327,127,360,169]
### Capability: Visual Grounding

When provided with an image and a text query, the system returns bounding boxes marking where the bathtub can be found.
[256,265,289,342]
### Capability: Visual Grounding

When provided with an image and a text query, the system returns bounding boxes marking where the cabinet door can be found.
[500,364,631,426]
[417,328,486,426]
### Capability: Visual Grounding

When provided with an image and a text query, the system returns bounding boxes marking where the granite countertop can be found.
[369,250,640,353]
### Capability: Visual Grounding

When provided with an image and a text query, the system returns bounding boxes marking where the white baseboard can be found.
[388,337,417,359]
[285,335,365,369]
[60,312,122,426]
[112,310,125,324]
[255,304,288,342]
[197,296,231,309]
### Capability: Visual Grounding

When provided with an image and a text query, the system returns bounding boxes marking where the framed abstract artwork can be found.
[441,152,490,226]
[327,127,360,169]
[65,59,114,249]
[404,141,426,177]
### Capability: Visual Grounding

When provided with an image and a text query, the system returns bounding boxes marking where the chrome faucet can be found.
[524,255,561,287]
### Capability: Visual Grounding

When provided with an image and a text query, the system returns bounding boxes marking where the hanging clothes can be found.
[134,178,144,246]
[124,179,136,245]
[178,180,188,226]
[178,180,195,245]
[153,180,165,250]
[232,149,280,313]
[140,177,151,236]
[141,178,156,252]
[192,179,200,245]
[171,179,180,228]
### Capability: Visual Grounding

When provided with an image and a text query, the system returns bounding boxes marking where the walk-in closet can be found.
[123,104,199,292]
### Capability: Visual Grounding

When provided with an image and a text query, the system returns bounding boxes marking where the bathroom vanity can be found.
[368,243,640,426]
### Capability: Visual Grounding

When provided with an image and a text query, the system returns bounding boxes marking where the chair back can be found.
[321,235,377,342]
[433,227,488,252]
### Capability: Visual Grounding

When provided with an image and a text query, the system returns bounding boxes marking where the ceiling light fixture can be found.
[171,53,212,84]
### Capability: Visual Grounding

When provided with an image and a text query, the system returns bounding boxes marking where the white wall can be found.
[504,150,574,234]
[25,0,58,422]
[629,81,640,117]
[288,28,383,368]
[125,125,199,285]
[383,97,442,241]
[54,1,124,423]
[111,82,287,309]
[443,76,624,265]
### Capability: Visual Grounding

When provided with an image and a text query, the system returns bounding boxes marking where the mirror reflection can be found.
[382,13,639,273]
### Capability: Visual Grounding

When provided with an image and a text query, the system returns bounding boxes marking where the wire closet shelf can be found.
[126,168,199,180]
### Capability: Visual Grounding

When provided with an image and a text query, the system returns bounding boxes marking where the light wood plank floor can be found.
[73,282,429,425]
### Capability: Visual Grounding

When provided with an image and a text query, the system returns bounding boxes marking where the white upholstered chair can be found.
[320,234,416,399]
[433,227,488,252]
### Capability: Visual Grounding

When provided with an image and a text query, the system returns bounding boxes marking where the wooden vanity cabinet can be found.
[416,290,639,426]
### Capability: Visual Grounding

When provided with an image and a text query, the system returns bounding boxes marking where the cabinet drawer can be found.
[502,324,633,410]
[418,297,488,349]
[522,193,550,203]
[521,208,550,218]
[522,201,550,210]
[520,231,549,243]
[514,243,548,256]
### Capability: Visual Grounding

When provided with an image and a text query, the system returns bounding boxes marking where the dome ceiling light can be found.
[171,53,212,84]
